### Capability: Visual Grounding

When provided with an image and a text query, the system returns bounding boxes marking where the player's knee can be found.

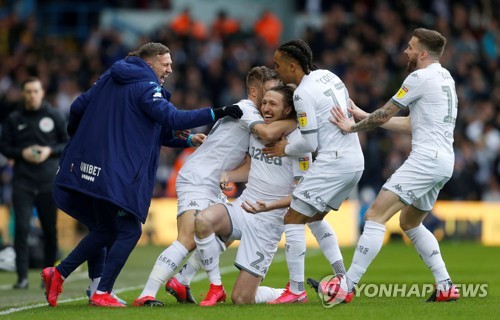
[194,211,211,236]
[231,290,252,305]
[364,208,380,222]
[399,216,420,231]
[177,236,196,251]
[284,211,308,224]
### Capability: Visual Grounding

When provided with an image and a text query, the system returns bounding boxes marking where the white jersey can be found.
[178,99,264,186]
[239,129,311,225]
[294,69,364,173]
[391,63,457,176]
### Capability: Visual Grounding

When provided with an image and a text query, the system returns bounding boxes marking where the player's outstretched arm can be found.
[219,155,251,191]
[348,99,411,134]
[330,100,400,133]
[381,115,411,134]
[241,195,292,214]
[252,119,297,143]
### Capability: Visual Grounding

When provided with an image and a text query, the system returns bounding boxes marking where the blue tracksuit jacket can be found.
[53,56,214,223]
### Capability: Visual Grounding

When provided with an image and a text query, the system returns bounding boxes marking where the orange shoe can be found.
[41,267,64,307]
[267,287,308,304]
[90,292,126,307]
[165,277,196,303]
[132,295,164,307]
[199,284,226,307]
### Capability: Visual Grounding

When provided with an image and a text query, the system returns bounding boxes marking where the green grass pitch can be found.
[1,241,498,320]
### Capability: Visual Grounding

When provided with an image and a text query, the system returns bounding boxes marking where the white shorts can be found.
[221,197,251,241]
[291,169,363,217]
[223,198,284,278]
[383,158,450,211]
[176,176,227,217]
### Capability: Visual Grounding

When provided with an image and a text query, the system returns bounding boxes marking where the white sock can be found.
[89,277,101,297]
[405,223,450,282]
[176,250,202,286]
[307,220,346,275]
[139,241,189,298]
[255,286,286,303]
[195,234,224,285]
[346,221,385,290]
[284,224,306,294]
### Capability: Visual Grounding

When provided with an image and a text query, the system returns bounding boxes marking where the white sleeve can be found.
[285,91,318,155]
[391,71,424,108]
[239,102,265,129]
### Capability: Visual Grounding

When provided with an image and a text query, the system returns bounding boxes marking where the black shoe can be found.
[13,279,29,289]
[425,283,460,302]
[165,277,197,304]
[307,278,320,293]
[132,296,164,307]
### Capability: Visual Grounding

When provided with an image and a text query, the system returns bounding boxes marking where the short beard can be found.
[406,59,417,73]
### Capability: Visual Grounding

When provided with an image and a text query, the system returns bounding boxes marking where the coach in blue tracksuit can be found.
[41,42,242,307]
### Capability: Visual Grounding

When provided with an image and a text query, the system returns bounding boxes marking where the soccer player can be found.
[262,39,364,303]
[328,28,460,303]
[194,84,312,306]
[41,42,243,307]
[133,67,297,306]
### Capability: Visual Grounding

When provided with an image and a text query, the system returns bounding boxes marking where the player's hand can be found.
[213,105,243,120]
[219,172,234,191]
[174,129,191,140]
[190,133,206,147]
[241,200,269,214]
[329,106,354,133]
[348,99,370,121]
[262,135,287,157]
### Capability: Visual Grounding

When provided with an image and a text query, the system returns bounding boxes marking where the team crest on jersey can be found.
[39,117,54,133]
[153,86,163,99]
[396,85,408,98]
[297,112,307,127]
[299,156,310,171]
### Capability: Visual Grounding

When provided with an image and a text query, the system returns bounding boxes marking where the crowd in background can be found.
[0,0,499,209]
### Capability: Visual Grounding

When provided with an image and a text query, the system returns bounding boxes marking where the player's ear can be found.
[248,86,257,98]
[283,106,292,117]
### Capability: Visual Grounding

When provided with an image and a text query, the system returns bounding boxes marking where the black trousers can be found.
[12,185,58,281]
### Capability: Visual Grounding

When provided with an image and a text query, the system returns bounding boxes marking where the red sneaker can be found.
[41,267,64,307]
[165,277,196,303]
[90,292,126,307]
[132,295,164,307]
[199,284,226,307]
[426,283,460,302]
[41,267,53,304]
[267,287,308,304]
[344,289,355,303]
